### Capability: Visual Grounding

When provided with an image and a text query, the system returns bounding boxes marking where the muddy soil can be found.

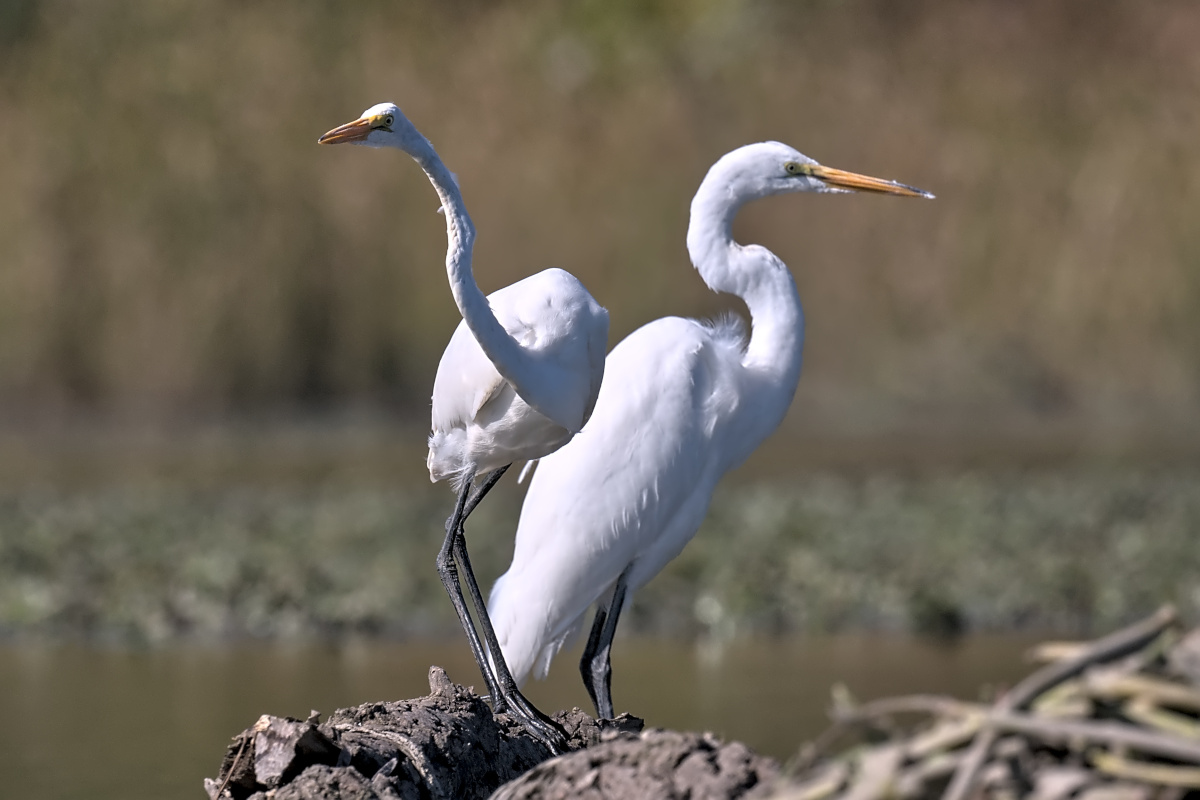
[204,666,781,800]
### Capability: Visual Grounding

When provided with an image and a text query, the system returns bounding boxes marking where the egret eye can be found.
[785,162,805,176]
[384,114,394,127]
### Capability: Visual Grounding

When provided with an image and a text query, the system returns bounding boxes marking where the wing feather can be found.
[490,316,735,683]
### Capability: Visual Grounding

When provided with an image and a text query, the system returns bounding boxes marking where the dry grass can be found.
[0,1,1197,448]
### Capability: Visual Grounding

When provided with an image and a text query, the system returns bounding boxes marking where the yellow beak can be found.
[318,116,375,145]
[809,164,934,199]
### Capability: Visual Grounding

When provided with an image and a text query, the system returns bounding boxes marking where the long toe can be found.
[522,712,567,755]
[507,697,567,754]
[530,718,568,755]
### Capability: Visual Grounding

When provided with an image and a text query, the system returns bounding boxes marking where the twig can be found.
[1123,696,1200,739]
[895,752,962,800]
[1027,641,1090,664]
[1086,672,1200,713]
[798,695,981,769]
[769,763,850,800]
[835,695,985,722]
[212,734,249,800]
[842,743,904,800]
[1090,751,1200,788]
[990,710,1200,764]
[906,716,985,760]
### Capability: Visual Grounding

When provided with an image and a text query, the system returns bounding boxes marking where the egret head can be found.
[318,102,428,154]
[715,141,934,202]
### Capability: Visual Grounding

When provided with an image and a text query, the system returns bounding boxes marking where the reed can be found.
[0,1,1196,447]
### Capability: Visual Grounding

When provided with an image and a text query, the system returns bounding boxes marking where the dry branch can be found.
[785,606,1200,800]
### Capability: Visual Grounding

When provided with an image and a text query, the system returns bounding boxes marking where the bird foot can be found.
[494,690,568,755]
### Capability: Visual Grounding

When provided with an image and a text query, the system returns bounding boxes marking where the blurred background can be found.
[0,0,1198,796]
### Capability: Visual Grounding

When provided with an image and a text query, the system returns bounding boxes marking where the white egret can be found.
[488,142,932,719]
[319,104,608,752]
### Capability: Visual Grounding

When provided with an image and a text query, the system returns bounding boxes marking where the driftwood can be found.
[793,605,1200,800]
[206,608,1200,800]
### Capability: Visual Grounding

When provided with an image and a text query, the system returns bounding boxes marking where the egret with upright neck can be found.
[486,141,932,719]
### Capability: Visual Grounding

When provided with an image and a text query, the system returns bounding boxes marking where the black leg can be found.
[435,477,503,704]
[452,465,568,754]
[451,465,509,711]
[580,568,630,720]
[580,604,609,717]
[462,464,509,519]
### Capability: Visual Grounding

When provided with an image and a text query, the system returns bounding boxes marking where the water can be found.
[0,634,1043,799]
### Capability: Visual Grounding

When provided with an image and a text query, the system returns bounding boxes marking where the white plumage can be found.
[428,267,608,488]
[319,102,609,751]
[318,103,608,491]
[487,142,932,712]
[490,314,748,682]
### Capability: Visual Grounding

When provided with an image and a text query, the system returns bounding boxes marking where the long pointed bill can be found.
[318,117,374,145]
[808,164,934,199]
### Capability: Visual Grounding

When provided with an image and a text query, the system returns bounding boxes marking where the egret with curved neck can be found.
[487,142,932,719]
[320,104,608,753]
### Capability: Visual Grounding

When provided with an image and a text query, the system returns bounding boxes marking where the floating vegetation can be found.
[1,470,1199,642]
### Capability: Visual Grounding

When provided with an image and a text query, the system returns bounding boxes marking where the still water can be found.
[0,634,1041,799]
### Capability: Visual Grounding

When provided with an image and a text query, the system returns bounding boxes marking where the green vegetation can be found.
[2,469,1196,643]
[0,2,1195,644]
